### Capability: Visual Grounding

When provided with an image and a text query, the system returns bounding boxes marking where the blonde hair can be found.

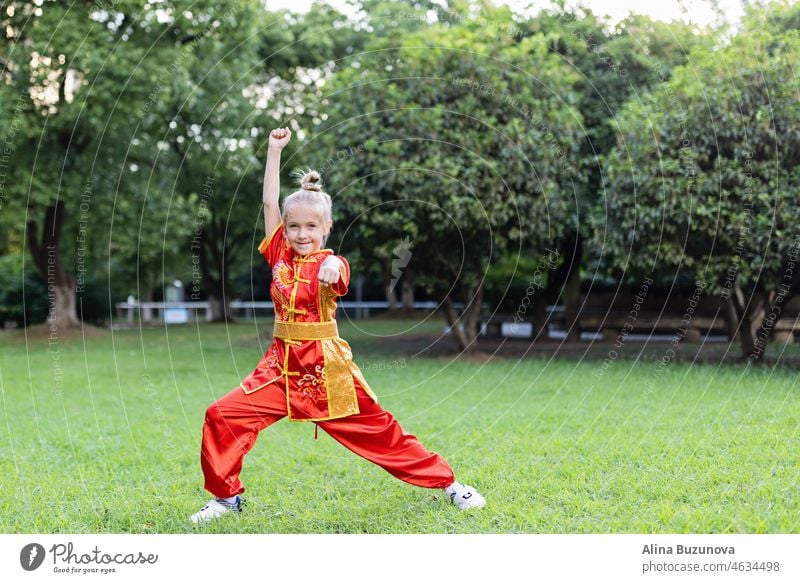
[282,170,333,242]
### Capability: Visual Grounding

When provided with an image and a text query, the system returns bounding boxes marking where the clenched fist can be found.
[269,127,291,150]
[318,256,342,287]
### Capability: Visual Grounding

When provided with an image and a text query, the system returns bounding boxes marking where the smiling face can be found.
[283,204,332,256]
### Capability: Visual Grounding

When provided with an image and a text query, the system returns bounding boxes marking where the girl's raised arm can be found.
[263,127,291,238]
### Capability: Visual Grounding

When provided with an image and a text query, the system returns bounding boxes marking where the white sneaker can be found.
[190,496,242,524]
[445,482,486,510]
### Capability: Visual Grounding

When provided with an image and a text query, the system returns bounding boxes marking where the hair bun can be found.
[300,170,322,192]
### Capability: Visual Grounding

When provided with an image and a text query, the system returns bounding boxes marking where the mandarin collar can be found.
[291,248,333,262]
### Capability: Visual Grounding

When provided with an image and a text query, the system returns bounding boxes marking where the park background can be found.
[0,0,798,533]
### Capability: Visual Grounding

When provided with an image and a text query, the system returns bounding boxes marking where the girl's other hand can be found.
[318,256,342,286]
[269,127,291,150]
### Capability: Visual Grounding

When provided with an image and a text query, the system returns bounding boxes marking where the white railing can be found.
[114,300,443,323]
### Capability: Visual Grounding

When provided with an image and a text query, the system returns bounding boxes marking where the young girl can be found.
[191,127,485,523]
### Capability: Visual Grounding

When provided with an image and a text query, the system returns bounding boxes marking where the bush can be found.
[0,253,48,327]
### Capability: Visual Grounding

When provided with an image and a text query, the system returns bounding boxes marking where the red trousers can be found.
[201,381,455,498]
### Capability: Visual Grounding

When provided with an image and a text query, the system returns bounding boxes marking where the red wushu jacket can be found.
[237,223,377,421]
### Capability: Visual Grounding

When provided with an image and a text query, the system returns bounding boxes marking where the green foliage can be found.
[0,1,230,307]
[0,0,793,334]
[0,253,47,326]
[483,252,558,313]
[144,1,267,302]
[520,8,708,215]
[741,0,800,35]
[0,1,286,315]
[600,18,800,296]
[317,7,585,303]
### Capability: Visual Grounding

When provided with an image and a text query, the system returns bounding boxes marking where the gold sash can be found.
[273,320,339,341]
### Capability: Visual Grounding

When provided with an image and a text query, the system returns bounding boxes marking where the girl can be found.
[191,127,485,523]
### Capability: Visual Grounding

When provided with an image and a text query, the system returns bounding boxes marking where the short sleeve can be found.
[329,255,350,297]
[258,223,288,268]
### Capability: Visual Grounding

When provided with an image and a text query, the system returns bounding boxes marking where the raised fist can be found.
[269,127,291,150]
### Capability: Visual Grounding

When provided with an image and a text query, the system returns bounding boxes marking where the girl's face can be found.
[284,205,331,256]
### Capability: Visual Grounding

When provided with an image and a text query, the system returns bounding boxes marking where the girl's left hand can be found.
[318,256,342,286]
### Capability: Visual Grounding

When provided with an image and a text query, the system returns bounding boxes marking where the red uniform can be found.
[200,223,454,498]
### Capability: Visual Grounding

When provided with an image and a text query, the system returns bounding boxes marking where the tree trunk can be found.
[50,282,79,329]
[205,272,235,323]
[563,262,581,342]
[384,263,399,311]
[732,287,775,362]
[463,283,484,345]
[142,287,155,324]
[401,269,415,312]
[543,235,581,342]
[752,285,795,358]
[723,296,739,342]
[207,295,233,323]
[441,283,483,353]
[199,235,235,323]
[736,288,761,360]
[27,201,80,329]
[533,299,548,341]
[442,296,470,351]
[563,236,583,342]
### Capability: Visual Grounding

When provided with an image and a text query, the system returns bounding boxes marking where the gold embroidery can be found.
[272,291,291,321]
[240,346,283,395]
[338,339,376,401]
[321,339,359,419]
[296,365,326,402]
[293,254,321,263]
[318,284,337,322]
[274,262,293,288]
[260,346,280,368]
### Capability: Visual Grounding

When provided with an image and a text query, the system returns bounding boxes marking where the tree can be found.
[153,0,267,322]
[174,2,373,321]
[517,6,707,339]
[317,5,584,351]
[599,3,800,361]
[0,0,233,328]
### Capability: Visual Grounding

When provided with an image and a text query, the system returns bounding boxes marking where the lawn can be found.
[0,317,798,533]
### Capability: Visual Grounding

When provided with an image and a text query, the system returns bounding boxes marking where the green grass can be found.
[1,318,798,533]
